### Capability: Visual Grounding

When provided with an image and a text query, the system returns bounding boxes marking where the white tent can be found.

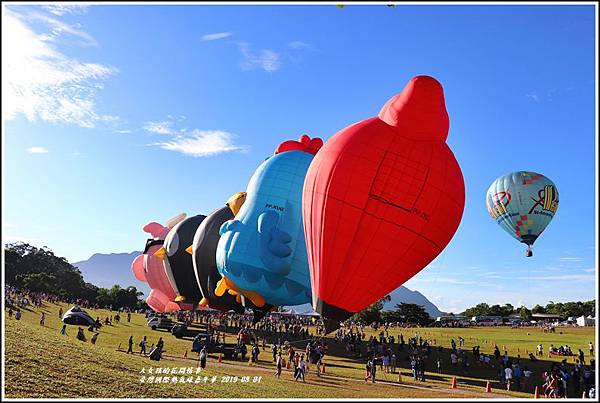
[576,315,595,327]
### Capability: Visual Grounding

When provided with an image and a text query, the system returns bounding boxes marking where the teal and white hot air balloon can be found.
[486,171,559,257]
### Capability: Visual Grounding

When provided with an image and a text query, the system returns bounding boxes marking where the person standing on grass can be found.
[140,336,147,355]
[76,327,86,342]
[58,307,63,319]
[589,341,594,356]
[522,366,532,392]
[127,336,134,353]
[198,346,207,370]
[60,324,68,336]
[275,353,283,379]
[272,344,278,362]
[316,355,323,377]
[504,365,513,390]
[370,356,377,383]
[297,355,306,382]
[537,344,543,357]
[15,308,22,320]
[39,312,45,326]
[91,332,99,345]
[579,349,586,365]
[512,364,521,390]
[365,358,372,383]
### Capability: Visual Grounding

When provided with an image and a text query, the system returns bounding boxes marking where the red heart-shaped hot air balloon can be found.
[302,75,465,327]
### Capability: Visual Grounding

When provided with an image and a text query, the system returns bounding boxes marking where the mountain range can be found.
[73,252,442,318]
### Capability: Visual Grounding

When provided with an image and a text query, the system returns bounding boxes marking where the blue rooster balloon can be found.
[215,135,323,307]
[486,171,559,257]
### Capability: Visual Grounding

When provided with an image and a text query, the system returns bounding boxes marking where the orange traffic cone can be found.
[485,381,492,393]
[451,377,457,389]
[534,386,539,398]
[218,353,222,363]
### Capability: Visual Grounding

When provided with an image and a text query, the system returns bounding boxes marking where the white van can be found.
[147,316,175,331]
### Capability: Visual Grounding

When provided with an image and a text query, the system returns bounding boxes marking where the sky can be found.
[2,3,597,313]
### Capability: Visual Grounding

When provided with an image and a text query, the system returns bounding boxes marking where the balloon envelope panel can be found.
[217,149,315,306]
[192,206,245,313]
[486,171,559,246]
[163,215,206,305]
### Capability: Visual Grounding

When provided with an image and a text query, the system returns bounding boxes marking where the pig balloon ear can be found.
[166,213,187,228]
[143,222,167,237]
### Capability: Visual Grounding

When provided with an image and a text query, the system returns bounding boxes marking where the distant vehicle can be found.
[435,315,470,327]
[171,323,207,339]
[147,316,175,331]
[471,316,503,326]
[191,332,237,358]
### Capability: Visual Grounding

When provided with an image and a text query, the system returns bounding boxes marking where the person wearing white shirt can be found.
[504,366,513,390]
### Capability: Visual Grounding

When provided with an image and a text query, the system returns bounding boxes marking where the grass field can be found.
[3,300,596,398]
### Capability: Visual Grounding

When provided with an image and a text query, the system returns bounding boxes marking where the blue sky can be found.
[3,3,597,313]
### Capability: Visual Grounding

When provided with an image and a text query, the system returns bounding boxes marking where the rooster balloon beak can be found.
[185,245,193,255]
[154,247,167,260]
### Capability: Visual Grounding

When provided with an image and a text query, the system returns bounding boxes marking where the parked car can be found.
[148,316,175,331]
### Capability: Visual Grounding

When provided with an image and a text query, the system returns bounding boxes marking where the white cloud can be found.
[517,274,595,282]
[28,11,98,47]
[116,129,132,134]
[407,277,478,285]
[201,32,232,42]
[288,41,312,50]
[238,42,280,72]
[558,256,583,262]
[2,9,117,128]
[143,121,174,135]
[151,130,249,157]
[26,146,49,154]
[526,92,539,102]
[42,4,91,16]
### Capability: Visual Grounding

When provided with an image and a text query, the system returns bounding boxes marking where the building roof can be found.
[532,313,562,319]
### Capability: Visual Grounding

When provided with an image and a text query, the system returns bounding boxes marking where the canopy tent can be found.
[62,306,96,327]
[577,315,595,327]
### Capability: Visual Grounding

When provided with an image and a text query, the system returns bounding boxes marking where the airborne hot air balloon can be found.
[131,213,194,312]
[186,192,274,322]
[302,75,465,329]
[215,135,323,307]
[486,171,559,257]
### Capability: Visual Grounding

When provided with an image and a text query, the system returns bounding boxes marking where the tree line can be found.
[347,297,595,327]
[461,300,595,321]
[348,295,433,326]
[5,242,145,310]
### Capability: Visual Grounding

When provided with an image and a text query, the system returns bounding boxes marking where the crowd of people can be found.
[4,285,597,397]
